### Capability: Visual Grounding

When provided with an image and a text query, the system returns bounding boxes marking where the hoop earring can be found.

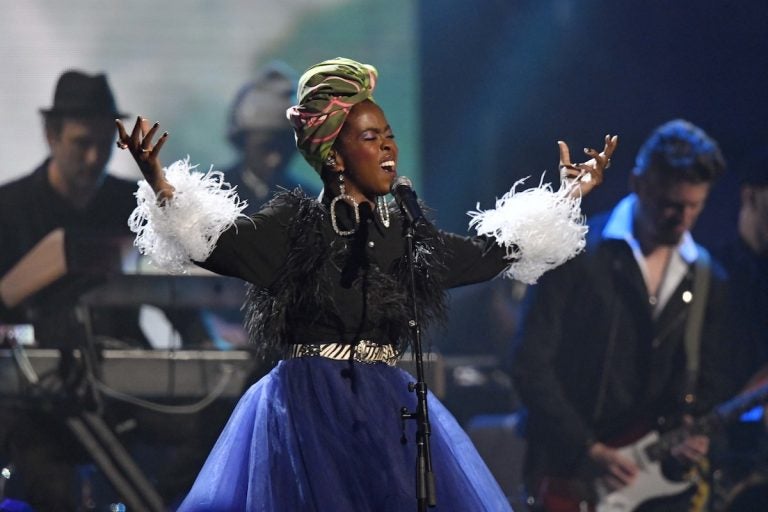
[376,196,390,228]
[330,173,360,236]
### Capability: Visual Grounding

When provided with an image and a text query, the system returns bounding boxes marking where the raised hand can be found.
[116,116,174,201]
[559,134,618,198]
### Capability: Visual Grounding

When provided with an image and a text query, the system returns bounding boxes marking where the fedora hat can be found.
[40,70,129,118]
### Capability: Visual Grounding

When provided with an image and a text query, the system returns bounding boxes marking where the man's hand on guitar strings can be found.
[670,416,709,464]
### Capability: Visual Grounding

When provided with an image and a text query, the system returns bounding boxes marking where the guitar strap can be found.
[683,244,711,410]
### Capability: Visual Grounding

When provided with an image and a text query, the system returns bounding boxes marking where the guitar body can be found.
[535,384,768,511]
[536,431,693,512]
[596,431,692,512]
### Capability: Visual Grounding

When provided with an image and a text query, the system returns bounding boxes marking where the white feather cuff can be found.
[468,176,587,284]
[128,158,248,274]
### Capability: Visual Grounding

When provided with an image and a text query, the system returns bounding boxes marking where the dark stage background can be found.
[418,0,768,251]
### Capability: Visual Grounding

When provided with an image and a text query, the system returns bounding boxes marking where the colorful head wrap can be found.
[287,57,378,173]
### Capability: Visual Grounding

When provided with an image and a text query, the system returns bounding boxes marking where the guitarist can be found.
[512,120,738,512]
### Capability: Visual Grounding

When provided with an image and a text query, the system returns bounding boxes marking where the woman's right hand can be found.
[116,116,174,201]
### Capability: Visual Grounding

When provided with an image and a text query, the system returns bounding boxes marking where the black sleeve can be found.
[196,202,292,288]
[440,232,510,288]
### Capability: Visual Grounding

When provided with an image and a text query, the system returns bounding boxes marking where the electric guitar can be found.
[539,383,768,512]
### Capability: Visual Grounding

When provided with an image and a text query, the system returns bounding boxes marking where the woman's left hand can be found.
[558,134,618,198]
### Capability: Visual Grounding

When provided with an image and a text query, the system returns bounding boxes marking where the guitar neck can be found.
[646,383,768,462]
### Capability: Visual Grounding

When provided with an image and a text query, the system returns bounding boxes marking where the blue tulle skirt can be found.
[177,357,513,511]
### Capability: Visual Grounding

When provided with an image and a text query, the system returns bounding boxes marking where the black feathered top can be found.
[199,190,509,357]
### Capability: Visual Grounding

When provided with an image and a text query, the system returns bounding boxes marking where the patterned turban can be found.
[286,57,378,173]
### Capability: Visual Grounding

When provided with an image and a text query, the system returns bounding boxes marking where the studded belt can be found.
[287,340,398,366]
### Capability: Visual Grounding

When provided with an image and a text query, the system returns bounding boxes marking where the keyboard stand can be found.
[65,411,165,512]
[6,336,166,511]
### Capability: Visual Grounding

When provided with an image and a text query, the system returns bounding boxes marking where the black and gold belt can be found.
[287,340,397,366]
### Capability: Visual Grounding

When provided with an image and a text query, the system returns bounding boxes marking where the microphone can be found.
[390,175,423,224]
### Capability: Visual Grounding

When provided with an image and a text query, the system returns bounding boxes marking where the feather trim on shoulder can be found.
[128,157,248,274]
[468,175,587,284]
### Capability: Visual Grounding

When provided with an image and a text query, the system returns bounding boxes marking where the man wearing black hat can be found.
[0,70,144,511]
[0,70,145,344]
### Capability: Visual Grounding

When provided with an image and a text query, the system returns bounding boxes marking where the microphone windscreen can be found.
[392,175,412,192]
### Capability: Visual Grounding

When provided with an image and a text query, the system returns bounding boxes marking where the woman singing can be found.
[117,57,616,511]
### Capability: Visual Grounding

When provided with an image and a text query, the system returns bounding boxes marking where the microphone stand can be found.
[399,219,437,511]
